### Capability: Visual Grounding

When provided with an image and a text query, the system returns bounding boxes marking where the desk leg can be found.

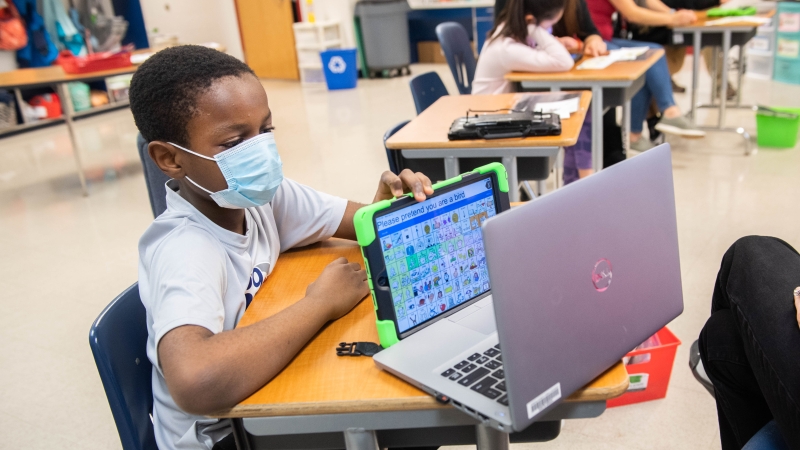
[736,44,744,107]
[476,424,509,450]
[501,156,520,202]
[718,31,731,129]
[710,47,719,107]
[621,99,631,155]
[56,82,89,196]
[690,31,701,124]
[232,418,252,450]
[590,86,603,173]
[444,156,460,179]
[344,428,380,450]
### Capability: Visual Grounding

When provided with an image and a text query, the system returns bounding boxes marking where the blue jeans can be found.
[605,39,675,134]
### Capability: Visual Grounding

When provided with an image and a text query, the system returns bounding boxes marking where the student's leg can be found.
[699,236,800,449]
[562,145,579,185]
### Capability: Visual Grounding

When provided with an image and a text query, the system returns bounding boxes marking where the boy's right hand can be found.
[306,257,369,321]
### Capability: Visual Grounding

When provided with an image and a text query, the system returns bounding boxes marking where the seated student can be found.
[585,0,706,150]
[128,45,434,450]
[698,236,800,449]
[475,0,593,184]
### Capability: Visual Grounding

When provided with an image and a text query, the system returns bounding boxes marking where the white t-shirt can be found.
[138,178,348,450]
[472,24,574,95]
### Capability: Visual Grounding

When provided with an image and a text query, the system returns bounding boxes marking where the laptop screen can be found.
[375,177,498,334]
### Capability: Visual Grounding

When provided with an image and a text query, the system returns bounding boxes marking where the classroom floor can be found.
[1,57,799,450]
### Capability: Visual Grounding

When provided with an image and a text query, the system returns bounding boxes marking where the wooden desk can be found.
[215,238,628,449]
[0,62,140,195]
[385,91,591,201]
[506,49,663,173]
[672,11,773,155]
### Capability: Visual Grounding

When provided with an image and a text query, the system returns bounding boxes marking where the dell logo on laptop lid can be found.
[592,258,612,292]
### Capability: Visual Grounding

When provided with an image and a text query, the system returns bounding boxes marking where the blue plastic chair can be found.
[89,283,158,450]
[436,22,477,95]
[137,133,170,218]
[410,72,449,114]
[384,120,446,181]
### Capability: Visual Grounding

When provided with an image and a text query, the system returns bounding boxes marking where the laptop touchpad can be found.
[455,306,496,335]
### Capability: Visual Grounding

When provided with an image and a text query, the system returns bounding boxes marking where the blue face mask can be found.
[170,132,284,209]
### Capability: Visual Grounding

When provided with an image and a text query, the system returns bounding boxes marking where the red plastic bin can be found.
[56,50,132,74]
[607,327,681,407]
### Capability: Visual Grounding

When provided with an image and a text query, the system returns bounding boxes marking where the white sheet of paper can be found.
[533,97,580,119]
[577,47,650,70]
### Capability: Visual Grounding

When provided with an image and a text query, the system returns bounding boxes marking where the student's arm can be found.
[333,169,434,241]
[644,0,672,13]
[158,256,368,415]
[608,0,697,26]
[501,27,574,73]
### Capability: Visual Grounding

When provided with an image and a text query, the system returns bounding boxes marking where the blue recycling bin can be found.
[320,48,358,90]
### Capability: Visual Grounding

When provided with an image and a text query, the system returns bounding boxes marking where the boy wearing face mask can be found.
[129,45,433,450]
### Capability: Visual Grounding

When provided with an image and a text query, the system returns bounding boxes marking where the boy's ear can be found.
[148,141,185,179]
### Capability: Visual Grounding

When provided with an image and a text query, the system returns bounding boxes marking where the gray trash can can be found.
[355,0,411,77]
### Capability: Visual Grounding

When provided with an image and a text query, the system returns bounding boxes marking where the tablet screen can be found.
[375,177,498,334]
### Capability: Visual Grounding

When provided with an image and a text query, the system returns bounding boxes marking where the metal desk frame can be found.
[234,400,607,450]
[672,24,759,155]
[400,146,561,202]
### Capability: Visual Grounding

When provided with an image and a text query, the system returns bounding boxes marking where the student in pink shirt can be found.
[472,0,574,95]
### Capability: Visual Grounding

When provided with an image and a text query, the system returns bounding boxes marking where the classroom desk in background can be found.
[505,49,663,173]
[212,238,629,450]
[0,64,141,196]
[384,91,592,202]
[672,11,773,155]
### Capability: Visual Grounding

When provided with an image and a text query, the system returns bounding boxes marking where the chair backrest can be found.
[436,22,477,95]
[136,133,170,217]
[409,72,449,115]
[383,120,411,175]
[89,283,158,450]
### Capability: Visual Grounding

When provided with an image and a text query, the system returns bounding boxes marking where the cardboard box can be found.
[417,41,477,63]
[417,41,448,64]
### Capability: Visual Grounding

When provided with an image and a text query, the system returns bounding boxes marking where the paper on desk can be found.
[532,97,580,119]
[512,92,581,119]
[576,47,650,70]
[705,16,771,26]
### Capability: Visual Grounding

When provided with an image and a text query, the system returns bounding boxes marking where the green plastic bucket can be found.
[756,107,800,149]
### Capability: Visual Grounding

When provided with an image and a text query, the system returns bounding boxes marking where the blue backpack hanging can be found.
[12,0,58,67]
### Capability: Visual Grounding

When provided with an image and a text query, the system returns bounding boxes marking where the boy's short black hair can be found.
[129,45,256,146]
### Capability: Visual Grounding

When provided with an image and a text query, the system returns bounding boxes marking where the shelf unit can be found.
[293,21,344,84]
[745,20,776,80]
[0,75,131,137]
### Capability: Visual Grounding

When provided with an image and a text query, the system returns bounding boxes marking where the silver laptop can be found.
[374,143,684,432]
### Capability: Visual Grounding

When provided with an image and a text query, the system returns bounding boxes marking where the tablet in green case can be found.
[354,163,511,348]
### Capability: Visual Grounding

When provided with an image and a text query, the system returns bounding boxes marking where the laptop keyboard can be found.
[440,344,508,406]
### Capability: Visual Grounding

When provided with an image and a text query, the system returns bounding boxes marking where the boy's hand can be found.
[306,257,369,321]
[374,169,434,203]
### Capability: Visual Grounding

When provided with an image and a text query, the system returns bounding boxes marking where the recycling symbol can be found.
[328,56,347,74]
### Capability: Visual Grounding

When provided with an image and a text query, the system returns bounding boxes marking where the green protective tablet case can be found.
[706,7,757,17]
[353,162,510,348]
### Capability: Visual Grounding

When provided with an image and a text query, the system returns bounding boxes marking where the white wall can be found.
[138,0,245,61]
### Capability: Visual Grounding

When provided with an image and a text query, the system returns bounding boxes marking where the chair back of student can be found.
[383,121,446,181]
[89,283,158,450]
[409,72,449,114]
[435,22,476,95]
[137,133,170,217]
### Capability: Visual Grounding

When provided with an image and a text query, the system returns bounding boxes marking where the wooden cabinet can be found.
[235,0,300,80]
